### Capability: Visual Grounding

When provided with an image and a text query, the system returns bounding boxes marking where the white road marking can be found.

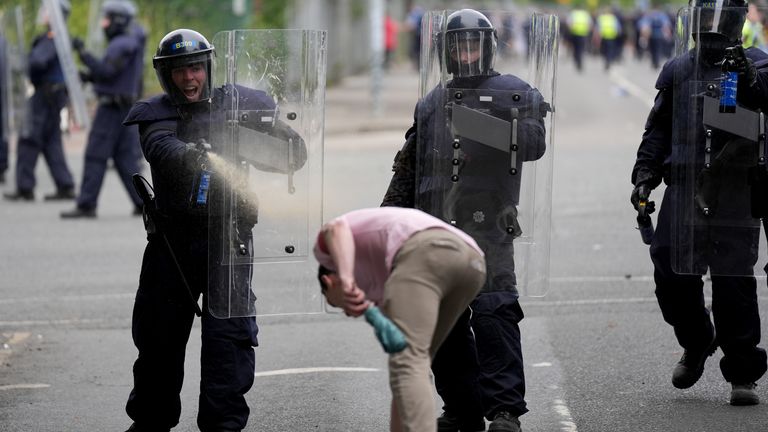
[609,70,656,109]
[0,383,50,391]
[255,367,380,377]
[553,399,579,432]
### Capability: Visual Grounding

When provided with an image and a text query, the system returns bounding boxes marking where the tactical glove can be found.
[727,45,757,87]
[631,183,656,216]
[71,37,85,56]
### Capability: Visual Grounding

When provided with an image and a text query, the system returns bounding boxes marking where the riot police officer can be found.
[61,0,145,218]
[120,29,305,432]
[3,0,75,201]
[631,0,768,406]
[383,9,549,432]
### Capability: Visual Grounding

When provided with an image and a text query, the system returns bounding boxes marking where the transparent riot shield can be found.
[1,6,28,139]
[85,0,106,57]
[208,29,326,318]
[41,0,89,129]
[417,10,558,297]
[670,6,765,276]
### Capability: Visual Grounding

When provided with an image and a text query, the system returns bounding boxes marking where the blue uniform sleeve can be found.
[80,36,136,82]
[28,35,57,76]
[632,62,674,188]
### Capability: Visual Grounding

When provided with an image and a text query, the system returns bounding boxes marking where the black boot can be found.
[44,187,76,201]
[3,189,34,201]
[60,206,97,219]
[672,337,717,389]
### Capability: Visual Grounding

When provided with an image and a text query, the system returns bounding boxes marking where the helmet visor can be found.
[446,30,495,78]
[692,1,746,42]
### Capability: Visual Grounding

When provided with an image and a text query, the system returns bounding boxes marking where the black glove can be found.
[183,140,211,170]
[71,37,85,56]
[78,70,92,83]
[631,183,656,216]
[726,45,757,87]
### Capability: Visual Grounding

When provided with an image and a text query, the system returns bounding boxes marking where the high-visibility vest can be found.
[597,13,620,40]
[570,9,592,37]
[742,20,765,49]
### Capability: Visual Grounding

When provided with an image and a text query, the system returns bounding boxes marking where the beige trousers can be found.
[380,229,486,432]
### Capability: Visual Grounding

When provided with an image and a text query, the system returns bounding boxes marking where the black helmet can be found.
[690,0,748,43]
[442,9,497,78]
[153,29,214,105]
[102,0,136,39]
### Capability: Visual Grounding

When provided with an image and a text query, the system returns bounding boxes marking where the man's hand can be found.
[321,274,369,317]
[631,183,656,216]
[71,37,85,56]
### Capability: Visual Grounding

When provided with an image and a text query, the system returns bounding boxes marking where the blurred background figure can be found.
[60,0,145,219]
[743,1,767,51]
[3,0,76,202]
[405,4,424,70]
[0,33,8,184]
[594,6,623,71]
[567,2,593,72]
[384,11,399,71]
[638,2,674,69]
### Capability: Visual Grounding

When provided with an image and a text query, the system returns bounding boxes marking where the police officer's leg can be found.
[111,112,144,208]
[432,308,485,429]
[198,313,258,431]
[40,92,74,191]
[74,105,114,210]
[710,230,767,385]
[471,291,528,420]
[13,95,48,194]
[650,189,714,350]
[126,239,197,430]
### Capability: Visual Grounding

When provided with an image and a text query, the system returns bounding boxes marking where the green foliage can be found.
[0,0,289,97]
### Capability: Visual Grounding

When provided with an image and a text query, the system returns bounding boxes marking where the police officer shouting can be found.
[631,0,768,406]
[383,9,551,432]
[61,0,145,218]
[4,0,76,202]
[120,28,307,432]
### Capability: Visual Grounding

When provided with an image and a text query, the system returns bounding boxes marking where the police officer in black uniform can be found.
[383,9,547,432]
[61,0,145,218]
[0,33,8,184]
[631,0,768,406]
[121,29,305,432]
[4,0,75,201]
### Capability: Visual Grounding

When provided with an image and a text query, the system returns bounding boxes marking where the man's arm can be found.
[320,218,368,317]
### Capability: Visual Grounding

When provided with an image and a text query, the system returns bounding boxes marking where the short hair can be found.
[317,265,335,292]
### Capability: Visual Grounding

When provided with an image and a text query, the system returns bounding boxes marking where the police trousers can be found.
[650,187,767,384]
[126,233,259,431]
[432,290,529,424]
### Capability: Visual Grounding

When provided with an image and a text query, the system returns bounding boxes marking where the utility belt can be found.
[98,94,136,108]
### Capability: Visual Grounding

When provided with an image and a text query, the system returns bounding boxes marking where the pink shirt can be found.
[313,207,483,303]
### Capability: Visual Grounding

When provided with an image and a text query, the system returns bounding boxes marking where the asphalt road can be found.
[1,53,767,432]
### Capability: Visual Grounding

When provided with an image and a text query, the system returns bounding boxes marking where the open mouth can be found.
[183,85,199,99]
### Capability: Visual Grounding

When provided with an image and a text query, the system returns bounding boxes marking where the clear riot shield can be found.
[417,11,558,297]
[1,7,28,139]
[208,29,326,318]
[41,0,89,129]
[670,6,765,276]
[85,0,106,57]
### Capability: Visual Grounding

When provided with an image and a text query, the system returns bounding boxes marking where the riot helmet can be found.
[153,29,214,106]
[690,0,748,44]
[442,9,497,78]
[101,0,137,39]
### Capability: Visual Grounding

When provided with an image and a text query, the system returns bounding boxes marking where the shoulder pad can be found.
[655,54,687,90]
[481,74,533,92]
[123,94,179,126]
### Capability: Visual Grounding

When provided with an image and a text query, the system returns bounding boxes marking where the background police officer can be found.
[121,27,306,431]
[61,0,145,218]
[382,9,548,432]
[631,0,768,406]
[3,0,75,202]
